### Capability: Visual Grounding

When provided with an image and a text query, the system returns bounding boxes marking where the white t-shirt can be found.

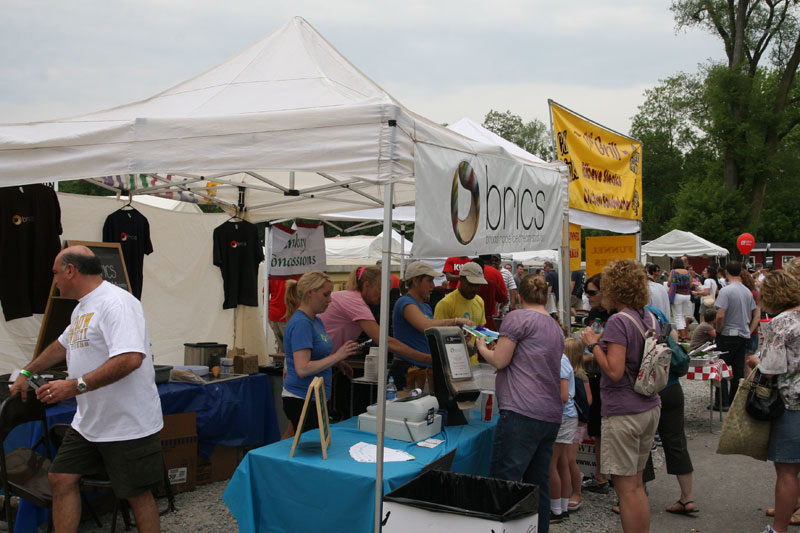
[703,278,718,298]
[648,280,670,319]
[58,281,163,442]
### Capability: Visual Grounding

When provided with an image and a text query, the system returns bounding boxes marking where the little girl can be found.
[548,337,581,521]
[565,337,592,511]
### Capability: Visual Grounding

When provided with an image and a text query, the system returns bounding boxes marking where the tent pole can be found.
[373,182,393,533]
[264,224,271,358]
[399,223,406,279]
[636,222,642,263]
[560,211,570,327]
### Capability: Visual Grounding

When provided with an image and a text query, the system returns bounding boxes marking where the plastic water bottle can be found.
[386,376,397,401]
[591,318,604,335]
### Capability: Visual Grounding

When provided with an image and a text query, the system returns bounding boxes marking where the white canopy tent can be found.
[642,229,729,258]
[325,230,412,262]
[0,17,571,532]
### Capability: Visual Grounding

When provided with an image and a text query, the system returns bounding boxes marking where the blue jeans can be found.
[490,409,560,533]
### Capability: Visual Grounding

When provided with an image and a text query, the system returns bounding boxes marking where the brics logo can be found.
[450,161,480,245]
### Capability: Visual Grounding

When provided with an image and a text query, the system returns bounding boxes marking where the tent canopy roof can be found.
[0,17,561,223]
[642,229,728,257]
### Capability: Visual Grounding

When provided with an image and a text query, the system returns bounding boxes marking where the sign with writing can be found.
[550,100,643,221]
[269,222,326,277]
[569,223,582,272]
[412,144,566,258]
[585,235,637,277]
[67,241,131,292]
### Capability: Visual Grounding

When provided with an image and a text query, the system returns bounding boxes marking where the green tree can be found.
[671,0,800,227]
[482,110,554,161]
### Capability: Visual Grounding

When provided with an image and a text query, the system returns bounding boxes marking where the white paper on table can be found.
[349,442,415,463]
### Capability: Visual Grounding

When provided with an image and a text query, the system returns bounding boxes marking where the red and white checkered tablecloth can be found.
[686,358,732,382]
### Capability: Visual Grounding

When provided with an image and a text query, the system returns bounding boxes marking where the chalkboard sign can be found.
[289,376,331,460]
[34,241,131,357]
[67,240,131,292]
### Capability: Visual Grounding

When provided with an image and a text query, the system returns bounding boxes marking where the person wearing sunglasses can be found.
[581,273,613,495]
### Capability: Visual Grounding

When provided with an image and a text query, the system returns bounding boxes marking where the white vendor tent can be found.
[325,230,411,262]
[642,229,729,258]
[0,17,568,532]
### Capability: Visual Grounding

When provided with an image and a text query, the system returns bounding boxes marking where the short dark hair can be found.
[646,263,660,276]
[703,308,717,323]
[60,252,102,276]
[726,261,742,277]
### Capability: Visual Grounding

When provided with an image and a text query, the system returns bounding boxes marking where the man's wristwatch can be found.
[76,376,89,394]
[587,343,601,352]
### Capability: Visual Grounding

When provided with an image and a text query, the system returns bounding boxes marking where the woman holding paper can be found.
[391,261,474,390]
[476,274,565,533]
[282,271,359,435]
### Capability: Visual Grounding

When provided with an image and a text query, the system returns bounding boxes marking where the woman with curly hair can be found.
[758,271,800,533]
[580,259,661,533]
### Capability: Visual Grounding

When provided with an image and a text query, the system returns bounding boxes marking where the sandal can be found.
[611,501,620,515]
[766,506,800,525]
[666,500,699,515]
[568,499,582,511]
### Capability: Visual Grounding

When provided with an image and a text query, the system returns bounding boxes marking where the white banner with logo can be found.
[412,144,566,258]
[268,222,326,277]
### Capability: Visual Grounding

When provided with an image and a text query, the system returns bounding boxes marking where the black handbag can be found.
[745,369,785,421]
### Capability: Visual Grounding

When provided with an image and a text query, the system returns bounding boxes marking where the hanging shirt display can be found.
[102,208,153,299]
[0,185,62,321]
[213,220,264,309]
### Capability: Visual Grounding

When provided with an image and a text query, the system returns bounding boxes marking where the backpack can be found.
[646,305,690,378]
[573,375,590,424]
[618,311,672,397]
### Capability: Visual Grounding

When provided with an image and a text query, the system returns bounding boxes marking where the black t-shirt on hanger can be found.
[0,185,62,321]
[213,220,264,309]
[102,208,153,299]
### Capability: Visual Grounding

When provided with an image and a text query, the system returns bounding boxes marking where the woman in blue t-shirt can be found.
[282,271,358,436]
[390,261,473,390]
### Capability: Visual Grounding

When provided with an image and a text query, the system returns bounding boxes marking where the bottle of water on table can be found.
[386,376,397,401]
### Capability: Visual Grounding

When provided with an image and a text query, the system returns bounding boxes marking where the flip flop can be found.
[767,507,800,525]
[611,501,620,515]
[666,500,699,515]
[568,500,582,511]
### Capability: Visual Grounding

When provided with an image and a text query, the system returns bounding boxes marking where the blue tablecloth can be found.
[12,373,280,530]
[223,416,497,533]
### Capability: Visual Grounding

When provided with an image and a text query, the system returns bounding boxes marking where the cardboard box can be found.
[210,445,239,482]
[160,412,198,493]
[196,445,240,485]
[233,354,259,375]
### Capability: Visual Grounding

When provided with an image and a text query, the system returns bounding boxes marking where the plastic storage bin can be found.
[383,470,539,532]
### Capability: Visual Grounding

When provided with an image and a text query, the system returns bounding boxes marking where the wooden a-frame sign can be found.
[289,376,332,460]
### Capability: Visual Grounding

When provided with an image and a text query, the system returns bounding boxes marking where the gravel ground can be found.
[68,378,713,533]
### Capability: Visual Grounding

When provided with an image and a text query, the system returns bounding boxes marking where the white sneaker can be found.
[760,525,776,533]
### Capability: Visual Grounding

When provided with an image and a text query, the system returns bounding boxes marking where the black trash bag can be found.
[384,470,539,522]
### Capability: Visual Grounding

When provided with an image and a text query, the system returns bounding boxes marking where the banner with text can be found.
[585,235,637,276]
[569,223,582,272]
[269,222,326,277]
[412,144,565,258]
[550,101,643,220]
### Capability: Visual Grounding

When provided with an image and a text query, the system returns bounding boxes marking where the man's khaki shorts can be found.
[50,427,164,499]
[600,405,660,476]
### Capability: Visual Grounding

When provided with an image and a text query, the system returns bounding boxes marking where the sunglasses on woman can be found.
[585,289,599,296]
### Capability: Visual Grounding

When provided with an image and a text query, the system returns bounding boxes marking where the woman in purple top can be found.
[581,259,661,533]
[477,275,565,533]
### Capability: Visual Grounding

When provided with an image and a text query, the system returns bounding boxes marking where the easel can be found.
[289,376,332,459]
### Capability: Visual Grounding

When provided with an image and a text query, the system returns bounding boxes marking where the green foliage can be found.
[482,110,555,161]
[57,179,114,196]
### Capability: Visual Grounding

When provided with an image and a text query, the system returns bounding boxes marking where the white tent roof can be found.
[447,117,546,164]
[642,229,729,257]
[325,230,411,261]
[0,17,560,223]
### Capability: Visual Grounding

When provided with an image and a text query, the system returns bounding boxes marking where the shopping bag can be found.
[716,378,771,461]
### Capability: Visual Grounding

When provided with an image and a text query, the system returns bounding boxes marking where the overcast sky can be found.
[0,1,723,135]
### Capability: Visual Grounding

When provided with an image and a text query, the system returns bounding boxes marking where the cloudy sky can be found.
[0,1,723,134]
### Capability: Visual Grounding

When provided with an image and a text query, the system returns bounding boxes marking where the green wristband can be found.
[20,369,32,379]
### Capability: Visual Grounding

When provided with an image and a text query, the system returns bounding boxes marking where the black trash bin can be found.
[382,470,539,532]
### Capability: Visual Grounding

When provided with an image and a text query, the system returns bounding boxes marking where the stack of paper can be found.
[349,442,415,463]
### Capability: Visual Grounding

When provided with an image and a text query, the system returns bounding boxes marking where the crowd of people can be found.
[274,254,799,533]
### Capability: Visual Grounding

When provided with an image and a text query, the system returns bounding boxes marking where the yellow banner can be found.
[550,101,643,220]
[585,235,637,277]
[569,223,581,272]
